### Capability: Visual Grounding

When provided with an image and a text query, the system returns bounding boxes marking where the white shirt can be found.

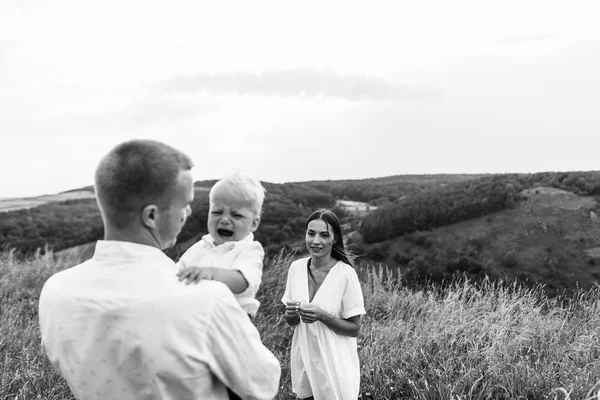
[177,233,264,316]
[39,240,280,400]
[281,257,366,400]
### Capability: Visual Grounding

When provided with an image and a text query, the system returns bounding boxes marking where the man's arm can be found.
[203,286,281,399]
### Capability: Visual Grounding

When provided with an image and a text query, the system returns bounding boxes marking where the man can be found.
[39,139,281,400]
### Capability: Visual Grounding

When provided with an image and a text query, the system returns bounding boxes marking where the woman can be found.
[282,209,366,400]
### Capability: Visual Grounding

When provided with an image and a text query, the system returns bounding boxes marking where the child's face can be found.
[208,189,260,245]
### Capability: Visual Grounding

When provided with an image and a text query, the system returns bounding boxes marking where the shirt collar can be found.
[201,232,255,250]
[93,240,175,265]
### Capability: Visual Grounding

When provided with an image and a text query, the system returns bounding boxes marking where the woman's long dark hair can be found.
[305,208,355,267]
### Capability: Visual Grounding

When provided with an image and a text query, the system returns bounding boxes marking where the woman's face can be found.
[305,219,334,259]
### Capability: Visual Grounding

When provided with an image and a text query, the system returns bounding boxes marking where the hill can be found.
[4,171,600,297]
[0,190,95,213]
[1,175,475,257]
[299,173,488,204]
[362,186,600,296]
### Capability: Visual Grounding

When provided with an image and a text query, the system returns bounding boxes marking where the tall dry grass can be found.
[1,249,600,399]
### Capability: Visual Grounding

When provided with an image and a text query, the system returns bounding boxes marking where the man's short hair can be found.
[209,174,266,216]
[95,139,194,228]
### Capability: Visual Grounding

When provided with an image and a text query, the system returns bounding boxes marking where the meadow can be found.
[2,249,600,399]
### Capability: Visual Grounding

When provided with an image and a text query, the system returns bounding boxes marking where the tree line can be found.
[0,181,336,257]
[0,199,104,255]
[300,174,486,204]
[359,171,600,244]
[3,171,599,258]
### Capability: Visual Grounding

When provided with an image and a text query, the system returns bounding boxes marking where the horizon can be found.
[2,1,599,198]
[2,169,599,201]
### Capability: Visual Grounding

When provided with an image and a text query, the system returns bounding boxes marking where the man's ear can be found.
[250,216,261,232]
[142,205,159,229]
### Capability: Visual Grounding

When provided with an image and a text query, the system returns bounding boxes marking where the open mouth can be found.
[217,228,234,237]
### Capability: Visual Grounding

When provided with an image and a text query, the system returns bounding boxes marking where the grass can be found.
[2,250,600,399]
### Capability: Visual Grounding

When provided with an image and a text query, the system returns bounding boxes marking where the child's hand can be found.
[177,267,214,285]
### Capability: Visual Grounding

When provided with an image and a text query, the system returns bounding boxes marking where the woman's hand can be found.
[285,301,301,317]
[284,301,301,326]
[298,304,361,337]
[298,304,330,324]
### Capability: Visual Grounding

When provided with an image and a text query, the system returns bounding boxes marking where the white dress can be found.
[281,257,366,400]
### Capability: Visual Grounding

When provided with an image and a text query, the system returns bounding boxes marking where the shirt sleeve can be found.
[281,260,296,305]
[203,286,281,399]
[231,242,264,298]
[38,279,67,377]
[176,242,205,271]
[341,266,366,319]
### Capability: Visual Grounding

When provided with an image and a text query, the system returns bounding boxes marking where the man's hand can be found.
[177,267,215,285]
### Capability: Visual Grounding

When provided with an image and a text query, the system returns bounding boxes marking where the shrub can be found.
[393,251,413,265]
[405,231,434,248]
[407,255,430,276]
[502,249,519,268]
[365,242,391,261]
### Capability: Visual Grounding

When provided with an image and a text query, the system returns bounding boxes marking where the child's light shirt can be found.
[177,233,264,317]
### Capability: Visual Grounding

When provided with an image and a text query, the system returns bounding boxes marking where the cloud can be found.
[157,67,441,102]
[499,33,551,44]
[0,39,21,52]
[0,40,22,87]
[0,97,224,137]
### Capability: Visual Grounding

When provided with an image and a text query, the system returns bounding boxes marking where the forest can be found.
[0,199,104,255]
[359,171,600,244]
[2,171,600,261]
[0,181,337,257]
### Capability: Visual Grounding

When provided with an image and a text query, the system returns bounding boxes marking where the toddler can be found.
[177,173,266,320]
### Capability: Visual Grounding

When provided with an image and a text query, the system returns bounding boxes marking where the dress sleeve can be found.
[231,242,264,298]
[341,266,366,319]
[281,261,296,305]
[204,286,281,399]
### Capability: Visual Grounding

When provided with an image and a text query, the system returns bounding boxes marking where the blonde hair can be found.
[209,174,266,216]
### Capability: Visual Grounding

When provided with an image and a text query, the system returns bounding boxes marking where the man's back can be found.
[39,240,280,400]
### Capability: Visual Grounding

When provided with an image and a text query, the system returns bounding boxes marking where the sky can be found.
[1,0,599,198]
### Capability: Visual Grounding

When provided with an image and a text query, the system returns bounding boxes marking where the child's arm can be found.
[177,267,248,293]
[177,242,264,294]
[210,268,248,294]
[229,242,264,297]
